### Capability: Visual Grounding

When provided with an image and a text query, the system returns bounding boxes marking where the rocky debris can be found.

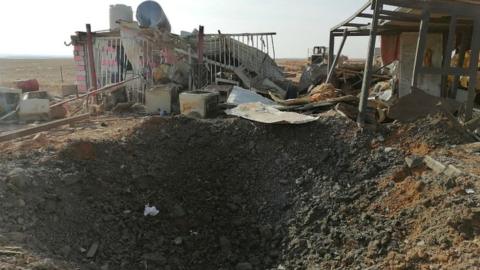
[6,167,31,190]
[235,262,253,270]
[86,242,99,258]
[424,155,447,174]
[0,114,478,269]
[405,155,423,169]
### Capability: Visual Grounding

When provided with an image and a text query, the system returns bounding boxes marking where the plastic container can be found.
[110,4,133,31]
[136,1,171,32]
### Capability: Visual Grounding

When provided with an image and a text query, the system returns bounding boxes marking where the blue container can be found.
[136,1,171,32]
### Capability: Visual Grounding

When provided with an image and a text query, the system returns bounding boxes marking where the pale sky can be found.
[0,0,370,58]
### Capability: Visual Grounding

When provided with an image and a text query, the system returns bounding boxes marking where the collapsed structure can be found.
[68,2,287,113]
[328,0,480,123]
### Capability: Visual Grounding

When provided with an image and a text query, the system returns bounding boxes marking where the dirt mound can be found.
[0,115,479,270]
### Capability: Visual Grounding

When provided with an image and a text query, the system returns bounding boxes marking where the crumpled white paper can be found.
[144,204,159,216]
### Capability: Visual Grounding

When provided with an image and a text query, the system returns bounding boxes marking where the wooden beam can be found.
[465,18,480,120]
[0,114,90,143]
[358,0,381,125]
[50,77,139,108]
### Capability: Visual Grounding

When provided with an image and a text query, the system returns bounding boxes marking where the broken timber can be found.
[0,114,90,143]
[50,78,139,108]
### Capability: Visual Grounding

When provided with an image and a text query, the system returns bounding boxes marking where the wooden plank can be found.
[0,114,90,143]
[465,116,480,130]
[358,0,381,125]
[465,18,480,120]
[412,9,431,88]
[50,77,138,108]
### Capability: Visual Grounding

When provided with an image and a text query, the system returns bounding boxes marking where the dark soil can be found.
[0,114,479,270]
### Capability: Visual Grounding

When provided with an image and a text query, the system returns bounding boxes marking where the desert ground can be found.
[0,58,76,95]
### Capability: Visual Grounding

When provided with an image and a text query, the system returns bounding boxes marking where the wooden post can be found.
[358,0,381,125]
[465,18,480,120]
[326,29,348,84]
[411,9,430,89]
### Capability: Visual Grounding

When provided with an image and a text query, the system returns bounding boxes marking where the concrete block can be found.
[444,165,463,178]
[424,156,446,174]
[180,91,219,118]
[18,99,50,122]
[145,84,180,114]
[405,155,424,169]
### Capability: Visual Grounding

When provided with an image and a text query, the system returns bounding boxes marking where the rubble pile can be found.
[0,113,478,269]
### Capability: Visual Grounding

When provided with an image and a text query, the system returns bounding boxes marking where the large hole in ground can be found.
[1,116,404,269]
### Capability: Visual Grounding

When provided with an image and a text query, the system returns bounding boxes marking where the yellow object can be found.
[449,50,480,91]
[153,65,170,83]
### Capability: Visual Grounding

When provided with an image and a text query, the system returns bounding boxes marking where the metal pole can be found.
[358,0,381,125]
[441,15,457,98]
[412,8,431,88]
[328,32,335,72]
[451,31,469,99]
[198,25,205,63]
[271,35,276,60]
[188,46,193,90]
[326,29,348,84]
[60,66,64,83]
[86,24,98,107]
[466,18,480,120]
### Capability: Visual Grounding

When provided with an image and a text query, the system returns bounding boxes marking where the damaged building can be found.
[68,2,288,116]
[328,0,480,123]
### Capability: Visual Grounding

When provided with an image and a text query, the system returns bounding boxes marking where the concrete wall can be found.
[398,32,443,97]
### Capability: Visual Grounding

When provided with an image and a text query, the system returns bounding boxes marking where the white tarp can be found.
[226,102,319,125]
[227,86,275,106]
